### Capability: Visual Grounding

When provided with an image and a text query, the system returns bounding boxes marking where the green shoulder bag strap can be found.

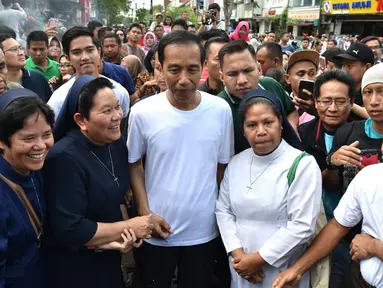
[287,152,310,186]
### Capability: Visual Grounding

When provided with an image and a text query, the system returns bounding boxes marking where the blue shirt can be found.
[22,69,52,103]
[102,61,136,95]
[364,117,383,139]
[281,45,295,53]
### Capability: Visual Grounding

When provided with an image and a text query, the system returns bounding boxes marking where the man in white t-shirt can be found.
[272,163,383,288]
[128,30,234,287]
[47,26,130,120]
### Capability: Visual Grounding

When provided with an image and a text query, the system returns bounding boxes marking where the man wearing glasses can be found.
[361,36,382,65]
[0,33,52,102]
[298,70,355,288]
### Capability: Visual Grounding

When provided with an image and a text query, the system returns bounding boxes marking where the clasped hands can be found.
[231,248,265,284]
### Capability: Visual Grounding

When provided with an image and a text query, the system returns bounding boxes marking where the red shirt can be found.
[200,66,209,85]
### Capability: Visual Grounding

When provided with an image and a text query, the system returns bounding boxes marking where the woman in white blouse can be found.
[216,89,322,287]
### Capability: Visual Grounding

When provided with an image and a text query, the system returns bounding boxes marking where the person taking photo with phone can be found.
[284,50,320,124]
[298,70,356,288]
[197,3,226,33]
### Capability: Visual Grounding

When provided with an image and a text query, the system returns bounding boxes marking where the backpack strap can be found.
[287,152,310,187]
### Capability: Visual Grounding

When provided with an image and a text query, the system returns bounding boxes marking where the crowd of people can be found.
[1,1,383,288]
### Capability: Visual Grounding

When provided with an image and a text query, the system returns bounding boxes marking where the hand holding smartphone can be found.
[298,80,315,101]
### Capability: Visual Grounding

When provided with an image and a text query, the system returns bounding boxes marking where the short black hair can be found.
[362,36,382,47]
[315,40,322,46]
[144,45,157,74]
[1,0,12,7]
[139,21,147,27]
[267,31,275,35]
[103,32,121,46]
[0,96,55,149]
[0,33,13,49]
[199,29,228,42]
[205,36,230,58]
[257,42,283,62]
[87,20,103,34]
[302,37,310,42]
[219,40,256,69]
[128,23,143,33]
[27,30,49,48]
[158,30,205,66]
[0,26,16,39]
[208,3,221,11]
[329,39,337,46]
[97,26,113,40]
[78,77,115,119]
[154,25,164,31]
[62,26,98,57]
[156,14,163,19]
[313,70,356,102]
[280,32,289,38]
[171,19,188,31]
[322,48,345,69]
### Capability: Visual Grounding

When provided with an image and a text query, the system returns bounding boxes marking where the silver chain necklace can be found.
[89,147,120,187]
[246,156,276,192]
[31,178,43,240]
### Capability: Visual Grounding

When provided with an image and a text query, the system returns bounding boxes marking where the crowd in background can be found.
[1,1,383,288]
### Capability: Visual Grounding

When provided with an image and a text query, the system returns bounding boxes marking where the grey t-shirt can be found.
[0,8,27,35]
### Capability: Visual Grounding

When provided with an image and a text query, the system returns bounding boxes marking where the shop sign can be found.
[288,10,320,19]
[323,0,383,14]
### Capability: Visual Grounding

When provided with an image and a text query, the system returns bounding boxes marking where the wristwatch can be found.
[325,152,341,170]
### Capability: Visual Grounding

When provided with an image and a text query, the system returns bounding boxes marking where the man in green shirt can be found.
[218,40,298,154]
[25,31,60,81]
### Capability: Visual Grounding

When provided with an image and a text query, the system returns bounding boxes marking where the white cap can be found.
[361,63,383,92]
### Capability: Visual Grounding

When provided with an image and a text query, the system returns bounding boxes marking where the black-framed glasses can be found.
[60,63,73,68]
[317,98,350,107]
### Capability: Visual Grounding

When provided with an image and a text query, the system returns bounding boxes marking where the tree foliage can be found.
[98,0,131,25]
[164,6,198,25]
[270,8,289,35]
[136,8,150,23]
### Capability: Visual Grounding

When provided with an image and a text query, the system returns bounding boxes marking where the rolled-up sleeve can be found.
[216,165,242,253]
[43,154,97,249]
[259,156,322,267]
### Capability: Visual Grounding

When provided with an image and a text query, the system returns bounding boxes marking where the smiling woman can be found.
[0,88,55,288]
[42,75,151,288]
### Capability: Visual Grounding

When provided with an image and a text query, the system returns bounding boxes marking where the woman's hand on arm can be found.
[94,228,143,253]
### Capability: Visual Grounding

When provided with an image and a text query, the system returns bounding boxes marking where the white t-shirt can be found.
[47,75,130,120]
[334,164,383,288]
[127,91,234,246]
[205,20,226,31]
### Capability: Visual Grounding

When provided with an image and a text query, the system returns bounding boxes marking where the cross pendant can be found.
[114,177,120,187]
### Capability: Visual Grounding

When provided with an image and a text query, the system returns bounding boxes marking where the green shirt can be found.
[217,76,295,154]
[24,57,60,81]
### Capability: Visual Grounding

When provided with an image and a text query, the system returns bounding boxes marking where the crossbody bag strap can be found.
[0,173,42,240]
[287,152,310,187]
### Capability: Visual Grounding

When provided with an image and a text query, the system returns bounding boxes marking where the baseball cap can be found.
[333,43,374,65]
[286,50,320,72]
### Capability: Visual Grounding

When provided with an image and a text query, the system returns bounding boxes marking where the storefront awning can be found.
[288,22,314,26]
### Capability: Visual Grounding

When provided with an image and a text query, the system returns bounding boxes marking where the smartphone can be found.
[48,18,59,29]
[298,80,315,100]
[360,149,381,167]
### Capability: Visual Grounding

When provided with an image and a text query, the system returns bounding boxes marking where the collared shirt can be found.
[22,69,52,102]
[25,57,60,81]
[198,78,222,95]
[102,61,136,95]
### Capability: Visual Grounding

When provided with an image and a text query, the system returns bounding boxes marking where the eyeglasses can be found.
[60,63,73,68]
[317,98,350,107]
[4,45,24,53]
